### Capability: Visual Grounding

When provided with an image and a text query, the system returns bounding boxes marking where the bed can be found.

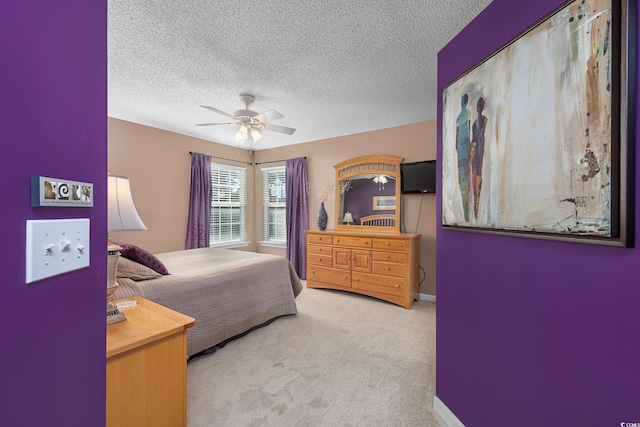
[111,246,303,357]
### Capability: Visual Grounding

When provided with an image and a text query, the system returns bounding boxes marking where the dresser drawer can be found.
[372,251,406,263]
[309,234,333,245]
[308,265,351,287]
[308,253,332,267]
[333,235,372,248]
[308,245,332,256]
[352,272,405,297]
[372,260,405,277]
[372,238,406,251]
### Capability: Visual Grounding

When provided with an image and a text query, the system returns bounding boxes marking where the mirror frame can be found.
[334,154,403,233]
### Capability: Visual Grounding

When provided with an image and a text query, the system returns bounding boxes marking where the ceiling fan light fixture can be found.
[235,124,249,142]
[199,94,296,143]
[251,128,263,142]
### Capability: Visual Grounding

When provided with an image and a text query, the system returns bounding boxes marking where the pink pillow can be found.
[113,242,169,275]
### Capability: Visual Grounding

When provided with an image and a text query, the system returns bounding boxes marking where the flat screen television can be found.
[400,160,437,194]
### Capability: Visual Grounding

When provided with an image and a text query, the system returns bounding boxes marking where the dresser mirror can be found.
[334,155,402,233]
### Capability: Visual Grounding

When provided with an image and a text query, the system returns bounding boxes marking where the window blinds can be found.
[210,162,246,245]
[262,166,286,243]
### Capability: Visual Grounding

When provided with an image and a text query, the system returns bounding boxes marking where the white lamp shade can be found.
[251,127,263,142]
[343,211,354,224]
[235,125,249,142]
[108,174,147,231]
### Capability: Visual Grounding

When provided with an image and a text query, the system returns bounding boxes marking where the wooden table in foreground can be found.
[106,296,195,427]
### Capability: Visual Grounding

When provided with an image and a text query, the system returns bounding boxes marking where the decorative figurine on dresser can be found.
[305,155,421,309]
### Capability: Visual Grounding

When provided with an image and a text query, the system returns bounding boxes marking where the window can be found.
[210,162,246,246]
[262,166,286,245]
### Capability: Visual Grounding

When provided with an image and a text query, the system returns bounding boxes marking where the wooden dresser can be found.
[106,297,195,427]
[306,230,420,309]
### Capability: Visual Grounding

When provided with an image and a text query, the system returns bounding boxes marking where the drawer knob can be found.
[386,242,390,246]
[386,267,390,271]
[395,284,400,288]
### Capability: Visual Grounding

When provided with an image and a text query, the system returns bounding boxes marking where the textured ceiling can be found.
[108,0,492,150]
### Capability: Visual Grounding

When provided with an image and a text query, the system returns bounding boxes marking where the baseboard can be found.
[419,293,436,303]
[433,396,465,427]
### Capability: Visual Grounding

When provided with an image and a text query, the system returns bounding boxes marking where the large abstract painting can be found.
[442,0,634,246]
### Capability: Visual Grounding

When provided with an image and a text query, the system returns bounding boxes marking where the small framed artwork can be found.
[31,176,93,207]
[373,196,396,211]
[441,0,635,247]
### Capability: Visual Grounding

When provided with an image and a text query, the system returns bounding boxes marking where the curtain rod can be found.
[255,156,307,166]
[188,151,253,165]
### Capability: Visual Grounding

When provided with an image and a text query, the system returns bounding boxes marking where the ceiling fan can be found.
[197,94,296,143]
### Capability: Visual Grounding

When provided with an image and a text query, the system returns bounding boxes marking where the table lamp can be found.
[107,174,147,324]
[343,211,354,225]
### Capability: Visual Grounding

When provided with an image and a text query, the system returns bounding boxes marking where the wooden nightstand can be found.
[106,296,195,427]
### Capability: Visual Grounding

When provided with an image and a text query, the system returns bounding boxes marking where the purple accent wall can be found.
[436,1,640,426]
[1,2,106,426]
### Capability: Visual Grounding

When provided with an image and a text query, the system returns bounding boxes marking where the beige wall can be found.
[108,118,255,253]
[108,118,437,295]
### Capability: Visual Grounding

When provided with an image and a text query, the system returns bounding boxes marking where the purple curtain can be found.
[185,152,211,249]
[286,157,309,279]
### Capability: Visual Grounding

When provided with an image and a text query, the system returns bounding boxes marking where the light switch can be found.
[26,219,90,284]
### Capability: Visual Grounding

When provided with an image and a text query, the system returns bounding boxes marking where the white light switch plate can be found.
[26,219,90,283]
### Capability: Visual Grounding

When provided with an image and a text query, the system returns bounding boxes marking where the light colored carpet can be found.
[187,283,445,427]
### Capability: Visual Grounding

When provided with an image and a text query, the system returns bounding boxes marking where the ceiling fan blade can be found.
[196,122,235,126]
[200,105,235,119]
[262,123,296,135]
[253,109,284,123]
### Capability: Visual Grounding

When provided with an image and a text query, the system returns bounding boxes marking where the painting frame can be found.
[372,196,396,211]
[441,0,635,247]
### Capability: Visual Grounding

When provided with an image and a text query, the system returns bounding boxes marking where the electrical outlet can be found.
[26,219,90,283]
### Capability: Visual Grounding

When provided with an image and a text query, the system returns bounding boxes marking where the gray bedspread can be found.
[112,247,303,356]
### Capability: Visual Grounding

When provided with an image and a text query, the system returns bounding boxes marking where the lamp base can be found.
[107,303,126,324]
[107,241,126,325]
